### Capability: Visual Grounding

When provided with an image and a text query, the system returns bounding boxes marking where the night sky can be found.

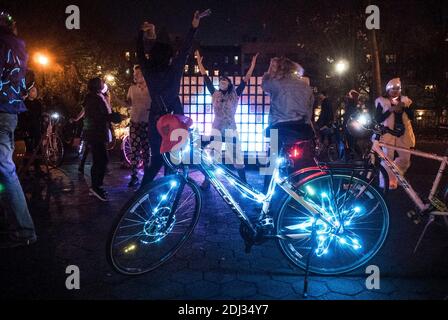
[1,0,446,64]
[1,0,309,45]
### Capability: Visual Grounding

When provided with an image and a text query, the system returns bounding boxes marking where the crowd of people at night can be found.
[0,9,417,248]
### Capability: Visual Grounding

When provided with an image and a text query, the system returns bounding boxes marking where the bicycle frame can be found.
[371,140,448,213]
[162,132,335,238]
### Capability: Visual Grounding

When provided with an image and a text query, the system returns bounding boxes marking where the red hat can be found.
[157,114,193,153]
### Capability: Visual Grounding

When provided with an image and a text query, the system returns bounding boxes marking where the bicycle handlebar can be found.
[350,118,403,138]
[372,123,403,137]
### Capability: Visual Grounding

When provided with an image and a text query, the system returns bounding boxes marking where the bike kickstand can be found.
[413,215,435,254]
[303,218,318,298]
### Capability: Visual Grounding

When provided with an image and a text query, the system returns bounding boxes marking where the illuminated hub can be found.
[289,184,365,257]
[141,207,175,244]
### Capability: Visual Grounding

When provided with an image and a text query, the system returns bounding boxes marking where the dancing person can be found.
[137,10,210,187]
[126,65,151,187]
[375,78,415,190]
[195,50,259,189]
[82,77,121,201]
[262,57,315,192]
[0,11,36,248]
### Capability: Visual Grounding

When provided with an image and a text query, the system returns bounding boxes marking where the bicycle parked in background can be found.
[349,117,448,251]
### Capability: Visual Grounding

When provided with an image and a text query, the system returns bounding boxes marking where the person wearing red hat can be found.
[137,10,210,187]
[375,78,415,190]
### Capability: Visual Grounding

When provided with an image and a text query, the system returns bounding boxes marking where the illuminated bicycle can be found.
[107,116,389,277]
[351,119,448,251]
[41,112,64,168]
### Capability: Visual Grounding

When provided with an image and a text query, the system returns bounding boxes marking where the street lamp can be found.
[34,52,51,86]
[105,74,116,86]
[335,60,349,75]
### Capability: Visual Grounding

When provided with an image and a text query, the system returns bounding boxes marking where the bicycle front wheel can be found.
[276,174,389,275]
[107,175,201,275]
[45,134,64,167]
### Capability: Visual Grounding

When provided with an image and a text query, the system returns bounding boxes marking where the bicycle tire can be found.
[276,173,389,275]
[107,175,201,275]
[121,135,144,169]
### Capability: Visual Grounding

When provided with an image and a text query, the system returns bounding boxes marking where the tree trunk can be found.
[370,28,382,100]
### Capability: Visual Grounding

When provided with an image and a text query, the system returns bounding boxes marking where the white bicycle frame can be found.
[371,140,448,215]
[165,134,331,237]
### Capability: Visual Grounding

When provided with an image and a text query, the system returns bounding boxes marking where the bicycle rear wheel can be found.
[276,173,389,275]
[107,175,201,275]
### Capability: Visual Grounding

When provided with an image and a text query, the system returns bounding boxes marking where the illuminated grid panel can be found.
[180,76,270,153]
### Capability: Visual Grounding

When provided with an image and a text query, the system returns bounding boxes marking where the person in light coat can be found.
[375,78,415,189]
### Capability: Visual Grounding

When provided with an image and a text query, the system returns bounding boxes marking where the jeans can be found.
[90,142,108,189]
[0,113,36,240]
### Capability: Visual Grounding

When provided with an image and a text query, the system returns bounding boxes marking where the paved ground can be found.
[1,142,448,300]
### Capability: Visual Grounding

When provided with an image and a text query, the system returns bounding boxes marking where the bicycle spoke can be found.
[109,179,201,275]
[277,174,389,275]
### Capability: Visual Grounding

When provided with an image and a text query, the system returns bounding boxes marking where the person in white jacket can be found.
[375,78,415,189]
